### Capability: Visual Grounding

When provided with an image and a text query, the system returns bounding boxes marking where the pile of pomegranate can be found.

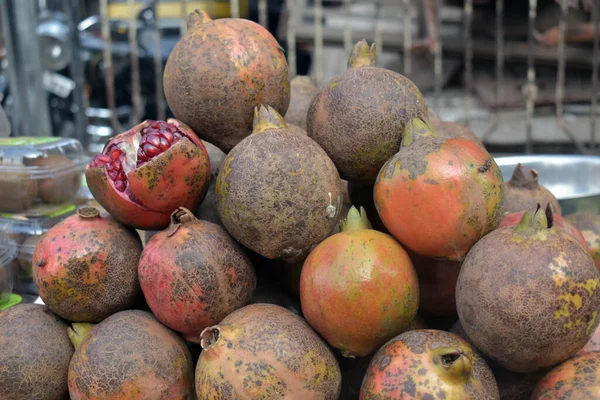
[3,10,600,400]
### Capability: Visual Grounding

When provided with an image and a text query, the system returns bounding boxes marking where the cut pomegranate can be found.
[85,118,211,230]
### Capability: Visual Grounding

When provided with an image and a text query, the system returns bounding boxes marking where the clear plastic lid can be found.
[0,136,89,179]
[0,237,17,295]
[0,237,16,267]
[0,203,76,238]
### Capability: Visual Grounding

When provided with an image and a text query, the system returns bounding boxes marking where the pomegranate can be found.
[531,352,600,399]
[164,10,290,153]
[579,323,600,355]
[215,105,342,262]
[85,119,211,230]
[196,303,341,399]
[300,206,419,357]
[32,207,142,322]
[430,118,484,148]
[503,163,562,214]
[138,207,256,343]
[307,40,428,183]
[410,252,462,317]
[374,117,504,261]
[68,310,194,399]
[500,205,589,251]
[360,329,500,399]
[456,205,600,373]
[567,211,600,270]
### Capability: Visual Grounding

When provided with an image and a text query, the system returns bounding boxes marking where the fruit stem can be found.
[340,206,372,233]
[348,39,377,68]
[77,207,100,219]
[401,117,439,147]
[187,9,212,30]
[508,163,539,190]
[431,347,472,383]
[252,105,288,134]
[200,326,221,350]
[67,323,96,349]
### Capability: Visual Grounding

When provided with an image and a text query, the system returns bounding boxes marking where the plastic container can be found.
[0,136,89,213]
[0,236,18,308]
[0,203,77,295]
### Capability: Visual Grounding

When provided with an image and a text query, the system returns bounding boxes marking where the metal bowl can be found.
[493,155,600,215]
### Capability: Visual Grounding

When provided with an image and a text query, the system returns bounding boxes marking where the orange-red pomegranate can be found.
[138,207,256,343]
[360,330,500,399]
[86,119,210,230]
[500,205,589,251]
[164,10,290,153]
[531,352,600,398]
[374,118,504,261]
[300,206,419,357]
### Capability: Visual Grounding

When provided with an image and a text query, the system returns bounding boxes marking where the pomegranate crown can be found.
[67,323,96,349]
[252,105,288,134]
[516,203,555,232]
[348,39,377,69]
[430,346,473,382]
[401,117,439,147]
[508,163,539,190]
[340,206,372,233]
[187,9,212,30]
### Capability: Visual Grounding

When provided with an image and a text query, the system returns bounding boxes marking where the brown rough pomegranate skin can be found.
[456,205,600,373]
[0,304,74,400]
[86,119,211,230]
[32,207,142,322]
[503,163,561,214]
[139,207,256,343]
[216,105,343,262]
[307,40,428,183]
[164,10,290,153]
[531,352,600,399]
[196,303,341,399]
[360,329,500,399]
[68,310,194,399]
[567,211,600,270]
[285,76,319,131]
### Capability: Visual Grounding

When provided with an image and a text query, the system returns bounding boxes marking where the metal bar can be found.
[524,0,538,154]
[402,0,411,76]
[0,0,21,136]
[433,0,442,111]
[67,0,88,145]
[314,0,324,85]
[259,0,268,29]
[592,0,599,149]
[463,0,473,127]
[343,0,352,55]
[482,0,504,142]
[129,0,142,125]
[99,0,123,132]
[231,0,240,18]
[555,0,587,154]
[374,1,383,56]
[286,0,297,77]
[181,0,189,35]
[151,1,166,121]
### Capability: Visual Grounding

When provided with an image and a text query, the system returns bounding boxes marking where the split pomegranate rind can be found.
[86,119,211,230]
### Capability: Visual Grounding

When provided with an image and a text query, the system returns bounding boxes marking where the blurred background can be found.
[0,0,597,155]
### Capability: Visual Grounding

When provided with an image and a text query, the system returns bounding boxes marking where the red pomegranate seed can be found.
[114,180,126,192]
[136,121,185,166]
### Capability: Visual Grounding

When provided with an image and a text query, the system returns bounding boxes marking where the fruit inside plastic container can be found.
[0,137,90,213]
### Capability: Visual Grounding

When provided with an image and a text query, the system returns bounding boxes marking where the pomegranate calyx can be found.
[509,163,539,190]
[67,323,96,349]
[77,207,101,219]
[252,105,288,134]
[340,206,372,233]
[401,117,439,148]
[166,207,197,237]
[200,326,221,350]
[515,203,553,232]
[431,347,472,381]
[187,9,212,30]
[348,39,377,69]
